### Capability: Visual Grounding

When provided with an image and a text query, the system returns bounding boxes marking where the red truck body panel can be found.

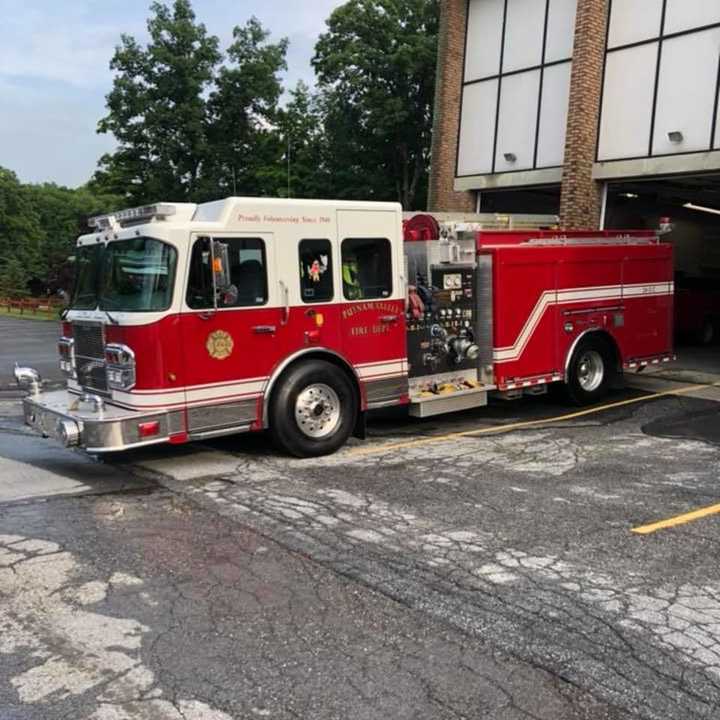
[477,231,674,389]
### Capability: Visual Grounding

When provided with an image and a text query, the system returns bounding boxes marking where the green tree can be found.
[0,255,30,299]
[95,0,221,202]
[28,183,121,291]
[0,166,121,296]
[202,18,288,199]
[276,81,330,199]
[313,0,439,210]
[0,168,43,288]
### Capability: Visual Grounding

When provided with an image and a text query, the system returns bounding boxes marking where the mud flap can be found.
[353,411,367,440]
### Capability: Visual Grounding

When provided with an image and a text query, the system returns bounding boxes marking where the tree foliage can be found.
[203,18,288,199]
[1,0,441,296]
[94,0,438,210]
[313,0,439,209]
[0,167,120,296]
[95,1,287,204]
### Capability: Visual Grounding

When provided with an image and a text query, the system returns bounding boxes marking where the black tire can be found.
[269,360,357,458]
[565,336,614,406]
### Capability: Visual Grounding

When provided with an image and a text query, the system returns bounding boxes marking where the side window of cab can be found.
[341,238,393,300]
[299,239,333,303]
[187,237,268,309]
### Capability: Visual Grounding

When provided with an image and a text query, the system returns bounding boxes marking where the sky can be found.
[0,0,344,188]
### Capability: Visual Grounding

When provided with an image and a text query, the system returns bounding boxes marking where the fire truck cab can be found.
[16,197,675,457]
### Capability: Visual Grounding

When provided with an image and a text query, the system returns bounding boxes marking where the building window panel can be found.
[607,0,664,49]
[495,69,541,172]
[537,61,572,168]
[545,0,577,63]
[598,43,658,161]
[653,29,720,156]
[458,0,578,178]
[465,0,505,81]
[664,0,720,37]
[458,79,499,176]
[503,0,546,73]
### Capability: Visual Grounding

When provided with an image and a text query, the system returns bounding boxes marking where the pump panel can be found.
[406,264,479,380]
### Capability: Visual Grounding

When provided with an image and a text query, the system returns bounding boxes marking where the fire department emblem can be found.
[206,330,234,360]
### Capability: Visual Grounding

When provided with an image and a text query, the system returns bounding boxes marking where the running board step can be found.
[409,388,488,418]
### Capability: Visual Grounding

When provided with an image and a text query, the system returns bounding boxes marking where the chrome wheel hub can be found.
[577,350,604,393]
[295,384,341,439]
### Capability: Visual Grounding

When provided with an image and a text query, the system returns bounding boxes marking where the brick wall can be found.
[559,0,610,230]
[428,0,476,213]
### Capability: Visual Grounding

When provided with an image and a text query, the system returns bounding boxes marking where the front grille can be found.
[72,322,108,393]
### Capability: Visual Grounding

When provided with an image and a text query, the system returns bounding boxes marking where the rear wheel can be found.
[565,336,614,405]
[270,360,357,457]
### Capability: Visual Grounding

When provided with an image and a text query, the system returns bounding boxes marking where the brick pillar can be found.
[559,0,609,230]
[428,0,476,213]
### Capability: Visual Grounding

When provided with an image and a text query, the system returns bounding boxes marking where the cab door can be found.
[179,233,283,433]
[336,210,408,407]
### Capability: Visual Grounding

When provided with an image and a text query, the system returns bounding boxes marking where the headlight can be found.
[58,337,76,378]
[104,343,136,390]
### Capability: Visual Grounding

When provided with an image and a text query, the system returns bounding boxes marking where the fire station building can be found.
[429,0,720,286]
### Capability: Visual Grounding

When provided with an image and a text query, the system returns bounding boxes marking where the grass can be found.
[0,306,60,322]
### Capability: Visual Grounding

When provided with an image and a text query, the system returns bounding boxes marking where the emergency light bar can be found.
[88,203,177,230]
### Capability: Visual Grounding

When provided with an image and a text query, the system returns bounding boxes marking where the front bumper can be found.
[22,390,182,453]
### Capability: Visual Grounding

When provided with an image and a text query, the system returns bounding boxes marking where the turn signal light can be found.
[138,421,160,438]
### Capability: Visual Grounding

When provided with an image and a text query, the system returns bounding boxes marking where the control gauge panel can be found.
[406,265,479,379]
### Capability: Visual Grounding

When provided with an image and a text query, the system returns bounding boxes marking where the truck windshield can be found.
[100,238,177,312]
[71,245,102,310]
[70,238,177,312]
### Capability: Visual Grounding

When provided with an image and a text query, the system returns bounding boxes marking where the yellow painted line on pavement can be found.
[632,503,720,535]
[349,381,718,458]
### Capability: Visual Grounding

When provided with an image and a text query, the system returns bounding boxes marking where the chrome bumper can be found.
[22,389,181,453]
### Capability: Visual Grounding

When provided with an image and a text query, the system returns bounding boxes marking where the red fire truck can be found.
[15,198,674,457]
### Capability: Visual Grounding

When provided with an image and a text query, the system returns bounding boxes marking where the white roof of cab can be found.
[192,197,401,223]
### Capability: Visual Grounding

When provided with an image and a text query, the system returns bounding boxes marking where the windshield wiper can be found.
[103,309,119,325]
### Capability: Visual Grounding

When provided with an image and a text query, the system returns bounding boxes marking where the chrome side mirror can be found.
[14,365,42,396]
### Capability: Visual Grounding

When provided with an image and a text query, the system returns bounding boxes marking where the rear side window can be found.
[186,237,268,309]
[341,238,392,300]
[226,238,267,307]
[299,239,333,303]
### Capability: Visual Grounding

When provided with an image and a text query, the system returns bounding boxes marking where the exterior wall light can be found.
[503,152,517,163]
[668,131,684,143]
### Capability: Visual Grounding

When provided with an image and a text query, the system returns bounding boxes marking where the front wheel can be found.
[565,337,614,405]
[269,360,357,457]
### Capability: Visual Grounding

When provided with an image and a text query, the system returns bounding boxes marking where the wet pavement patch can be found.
[642,398,720,447]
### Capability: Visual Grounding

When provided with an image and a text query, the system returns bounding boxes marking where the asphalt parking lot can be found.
[0,316,62,389]
[1,317,720,720]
